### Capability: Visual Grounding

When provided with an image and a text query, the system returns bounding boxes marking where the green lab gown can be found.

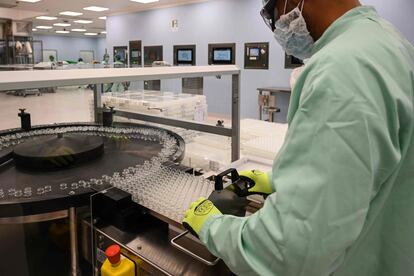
[200,6,414,276]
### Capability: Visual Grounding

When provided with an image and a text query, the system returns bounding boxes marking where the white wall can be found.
[362,0,414,43]
[96,37,107,61]
[106,0,291,120]
[34,35,106,62]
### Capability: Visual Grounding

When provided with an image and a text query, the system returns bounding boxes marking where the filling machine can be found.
[0,66,249,275]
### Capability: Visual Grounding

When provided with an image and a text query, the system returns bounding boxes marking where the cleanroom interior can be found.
[0,0,413,275]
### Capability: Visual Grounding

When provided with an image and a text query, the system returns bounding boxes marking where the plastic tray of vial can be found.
[102,91,208,121]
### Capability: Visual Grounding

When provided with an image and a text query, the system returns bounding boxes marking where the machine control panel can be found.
[174,45,203,95]
[174,44,196,66]
[244,42,269,70]
[129,40,142,67]
[113,46,128,65]
[208,43,236,65]
[144,45,163,67]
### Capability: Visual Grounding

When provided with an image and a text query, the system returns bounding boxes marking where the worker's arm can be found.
[199,64,400,275]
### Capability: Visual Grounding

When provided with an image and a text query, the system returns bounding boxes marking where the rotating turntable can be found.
[13,135,105,170]
[0,121,185,218]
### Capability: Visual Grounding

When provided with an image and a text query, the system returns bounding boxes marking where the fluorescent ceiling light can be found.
[19,0,41,2]
[74,20,93,24]
[56,30,70,34]
[84,33,98,36]
[36,16,57,20]
[71,28,86,32]
[59,11,83,17]
[36,26,53,29]
[130,0,159,3]
[99,16,107,20]
[83,6,108,12]
[101,31,107,34]
[32,28,37,31]
[53,23,71,27]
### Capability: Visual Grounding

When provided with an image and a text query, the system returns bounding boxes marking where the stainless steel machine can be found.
[257,86,291,122]
[0,66,242,275]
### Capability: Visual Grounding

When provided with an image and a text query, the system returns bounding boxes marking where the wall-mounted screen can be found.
[177,49,193,63]
[144,45,163,66]
[208,43,236,65]
[113,46,128,64]
[129,40,142,67]
[213,48,232,64]
[174,45,196,66]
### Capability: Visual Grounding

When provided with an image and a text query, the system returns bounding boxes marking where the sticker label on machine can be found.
[96,248,107,263]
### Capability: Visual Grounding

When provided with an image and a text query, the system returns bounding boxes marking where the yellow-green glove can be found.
[232,170,273,196]
[182,197,222,238]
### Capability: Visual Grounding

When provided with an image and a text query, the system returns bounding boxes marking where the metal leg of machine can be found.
[69,207,80,276]
[232,74,241,162]
[93,84,103,124]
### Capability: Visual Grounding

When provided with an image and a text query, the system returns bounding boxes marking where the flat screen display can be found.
[213,49,232,62]
[249,48,260,57]
[177,49,193,63]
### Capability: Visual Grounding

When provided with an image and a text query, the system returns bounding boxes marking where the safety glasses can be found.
[260,0,277,32]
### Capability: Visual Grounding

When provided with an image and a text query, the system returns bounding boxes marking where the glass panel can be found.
[0,84,94,131]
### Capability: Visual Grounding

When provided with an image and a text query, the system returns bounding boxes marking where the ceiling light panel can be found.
[53,23,71,27]
[83,6,108,12]
[101,31,107,34]
[19,0,41,2]
[59,11,83,17]
[84,33,98,36]
[130,0,159,3]
[71,28,86,32]
[36,26,53,29]
[56,30,70,34]
[36,16,57,20]
[74,20,93,24]
[99,16,107,20]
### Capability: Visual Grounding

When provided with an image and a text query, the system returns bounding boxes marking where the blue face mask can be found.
[274,0,314,60]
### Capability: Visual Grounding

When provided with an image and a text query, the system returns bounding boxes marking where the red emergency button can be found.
[105,244,121,264]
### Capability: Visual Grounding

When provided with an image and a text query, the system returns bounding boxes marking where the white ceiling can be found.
[0,0,207,37]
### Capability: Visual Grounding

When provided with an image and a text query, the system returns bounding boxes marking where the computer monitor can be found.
[212,48,233,64]
[177,49,193,64]
[249,48,260,57]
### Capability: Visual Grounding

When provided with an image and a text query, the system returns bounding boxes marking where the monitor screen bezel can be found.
[176,48,194,64]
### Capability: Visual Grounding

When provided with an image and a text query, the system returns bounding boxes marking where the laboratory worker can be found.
[183,0,414,275]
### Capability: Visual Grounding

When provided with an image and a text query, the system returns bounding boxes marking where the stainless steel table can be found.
[257,87,291,122]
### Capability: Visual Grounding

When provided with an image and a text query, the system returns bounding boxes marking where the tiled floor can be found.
[0,87,94,131]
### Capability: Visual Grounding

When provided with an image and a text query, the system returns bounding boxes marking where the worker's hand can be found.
[228,170,272,196]
[182,197,222,238]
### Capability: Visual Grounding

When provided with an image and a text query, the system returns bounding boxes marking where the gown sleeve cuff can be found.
[199,214,223,244]
[267,171,274,192]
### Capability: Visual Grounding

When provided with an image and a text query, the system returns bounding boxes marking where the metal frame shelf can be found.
[0,65,241,161]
